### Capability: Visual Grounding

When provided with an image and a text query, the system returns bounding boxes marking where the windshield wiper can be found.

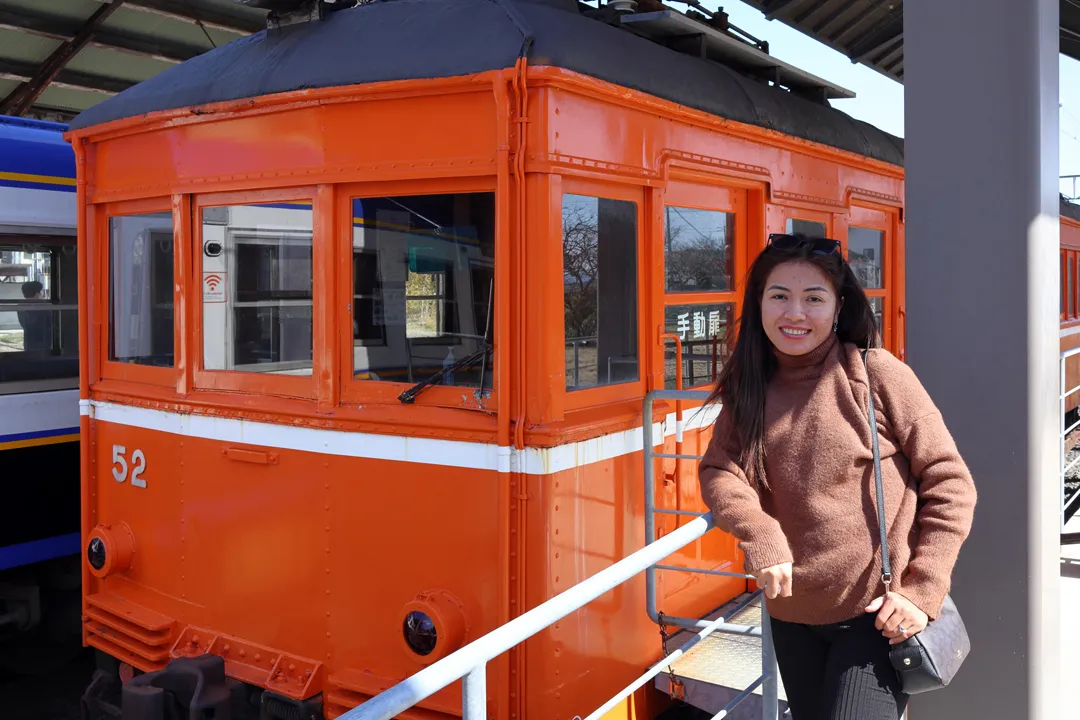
[397,343,492,404]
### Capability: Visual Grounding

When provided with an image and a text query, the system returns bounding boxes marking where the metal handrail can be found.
[1060,347,1080,535]
[340,512,719,720]
[643,389,753,631]
[641,389,778,718]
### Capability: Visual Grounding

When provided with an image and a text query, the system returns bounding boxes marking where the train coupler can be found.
[123,654,249,719]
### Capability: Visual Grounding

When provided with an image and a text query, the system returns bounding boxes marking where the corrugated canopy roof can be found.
[740,0,1080,84]
[3,1,1078,123]
[0,0,267,121]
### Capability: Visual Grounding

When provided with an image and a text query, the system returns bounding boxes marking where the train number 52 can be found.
[111,445,148,488]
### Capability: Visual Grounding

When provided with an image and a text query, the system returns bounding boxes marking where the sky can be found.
[605,1,1080,198]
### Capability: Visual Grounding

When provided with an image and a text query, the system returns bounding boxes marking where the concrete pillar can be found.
[904,1,1061,717]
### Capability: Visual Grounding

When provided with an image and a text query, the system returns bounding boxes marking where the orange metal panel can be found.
[87,418,508,716]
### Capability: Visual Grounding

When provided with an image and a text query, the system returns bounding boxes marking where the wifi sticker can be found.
[203,272,226,303]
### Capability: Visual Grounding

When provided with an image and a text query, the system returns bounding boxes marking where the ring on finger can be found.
[897,624,907,634]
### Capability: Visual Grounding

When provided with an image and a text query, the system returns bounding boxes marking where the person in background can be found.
[17,280,53,352]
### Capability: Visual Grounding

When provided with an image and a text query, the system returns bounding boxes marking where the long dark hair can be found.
[707,235,880,490]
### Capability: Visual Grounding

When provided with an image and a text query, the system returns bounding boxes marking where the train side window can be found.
[350,193,495,388]
[0,240,78,389]
[563,194,639,391]
[109,213,175,367]
[664,207,734,292]
[1062,254,1071,319]
[1063,249,1068,318]
[786,218,827,237]
[201,203,313,375]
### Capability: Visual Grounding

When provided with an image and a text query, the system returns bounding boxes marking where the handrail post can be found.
[643,391,658,623]
[463,665,487,720]
[760,602,778,720]
[1062,350,1067,534]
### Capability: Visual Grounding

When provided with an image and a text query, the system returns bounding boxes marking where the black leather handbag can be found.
[863,350,970,694]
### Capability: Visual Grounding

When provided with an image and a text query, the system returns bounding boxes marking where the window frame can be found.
[97,196,177,387]
[1071,251,1076,320]
[335,176,500,409]
[559,175,646,413]
[1062,247,1080,324]
[659,181,745,390]
[846,204,894,350]
[782,208,832,239]
[191,187,320,399]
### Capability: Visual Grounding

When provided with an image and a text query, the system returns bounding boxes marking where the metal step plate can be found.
[654,593,790,719]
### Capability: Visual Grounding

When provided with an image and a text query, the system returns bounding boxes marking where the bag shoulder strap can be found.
[862,349,892,594]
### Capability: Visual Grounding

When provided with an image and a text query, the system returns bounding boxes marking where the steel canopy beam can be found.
[0,58,132,96]
[0,0,127,116]
[763,0,800,21]
[0,7,209,64]
[91,0,264,35]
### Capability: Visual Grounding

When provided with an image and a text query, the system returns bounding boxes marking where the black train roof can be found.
[1065,196,1080,223]
[69,0,904,167]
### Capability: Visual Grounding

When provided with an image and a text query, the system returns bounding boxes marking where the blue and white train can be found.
[0,115,81,651]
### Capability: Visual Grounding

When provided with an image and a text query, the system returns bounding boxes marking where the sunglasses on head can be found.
[766,233,841,256]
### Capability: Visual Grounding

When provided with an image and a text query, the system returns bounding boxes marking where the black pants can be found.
[770,613,908,720]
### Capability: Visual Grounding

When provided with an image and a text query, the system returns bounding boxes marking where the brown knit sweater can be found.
[698,334,977,625]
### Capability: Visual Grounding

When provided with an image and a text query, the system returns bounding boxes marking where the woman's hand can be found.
[865,592,929,644]
[755,562,793,599]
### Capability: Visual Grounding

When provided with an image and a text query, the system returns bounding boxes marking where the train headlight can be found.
[403,612,437,656]
[87,537,107,571]
[87,523,135,579]
[399,591,468,665]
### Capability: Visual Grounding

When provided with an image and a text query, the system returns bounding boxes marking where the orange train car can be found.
[65,1,909,719]
[1060,197,1080,417]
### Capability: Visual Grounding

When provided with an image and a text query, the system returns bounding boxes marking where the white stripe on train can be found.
[88,399,720,475]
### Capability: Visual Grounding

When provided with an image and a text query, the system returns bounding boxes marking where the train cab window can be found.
[201,203,313,375]
[786,218,827,238]
[0,240,78,389]
[350,193,495,388]
[109,213,174,367]
[563,194,639,391]
[664,207,734,292]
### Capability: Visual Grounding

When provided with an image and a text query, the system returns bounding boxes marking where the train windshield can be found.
[350,193,495,392]
[0,236,78,392]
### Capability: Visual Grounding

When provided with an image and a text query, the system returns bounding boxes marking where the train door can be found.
[843,204,901,355]
[653,178,749,611]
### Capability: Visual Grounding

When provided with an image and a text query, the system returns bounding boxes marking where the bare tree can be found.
[562,205,599,340]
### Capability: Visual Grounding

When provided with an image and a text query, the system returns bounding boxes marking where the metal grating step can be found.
[654,593,791,719]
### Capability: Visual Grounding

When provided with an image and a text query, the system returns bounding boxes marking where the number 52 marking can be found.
[112,445,147,488]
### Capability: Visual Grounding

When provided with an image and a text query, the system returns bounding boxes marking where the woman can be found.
[697,233,977,720]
